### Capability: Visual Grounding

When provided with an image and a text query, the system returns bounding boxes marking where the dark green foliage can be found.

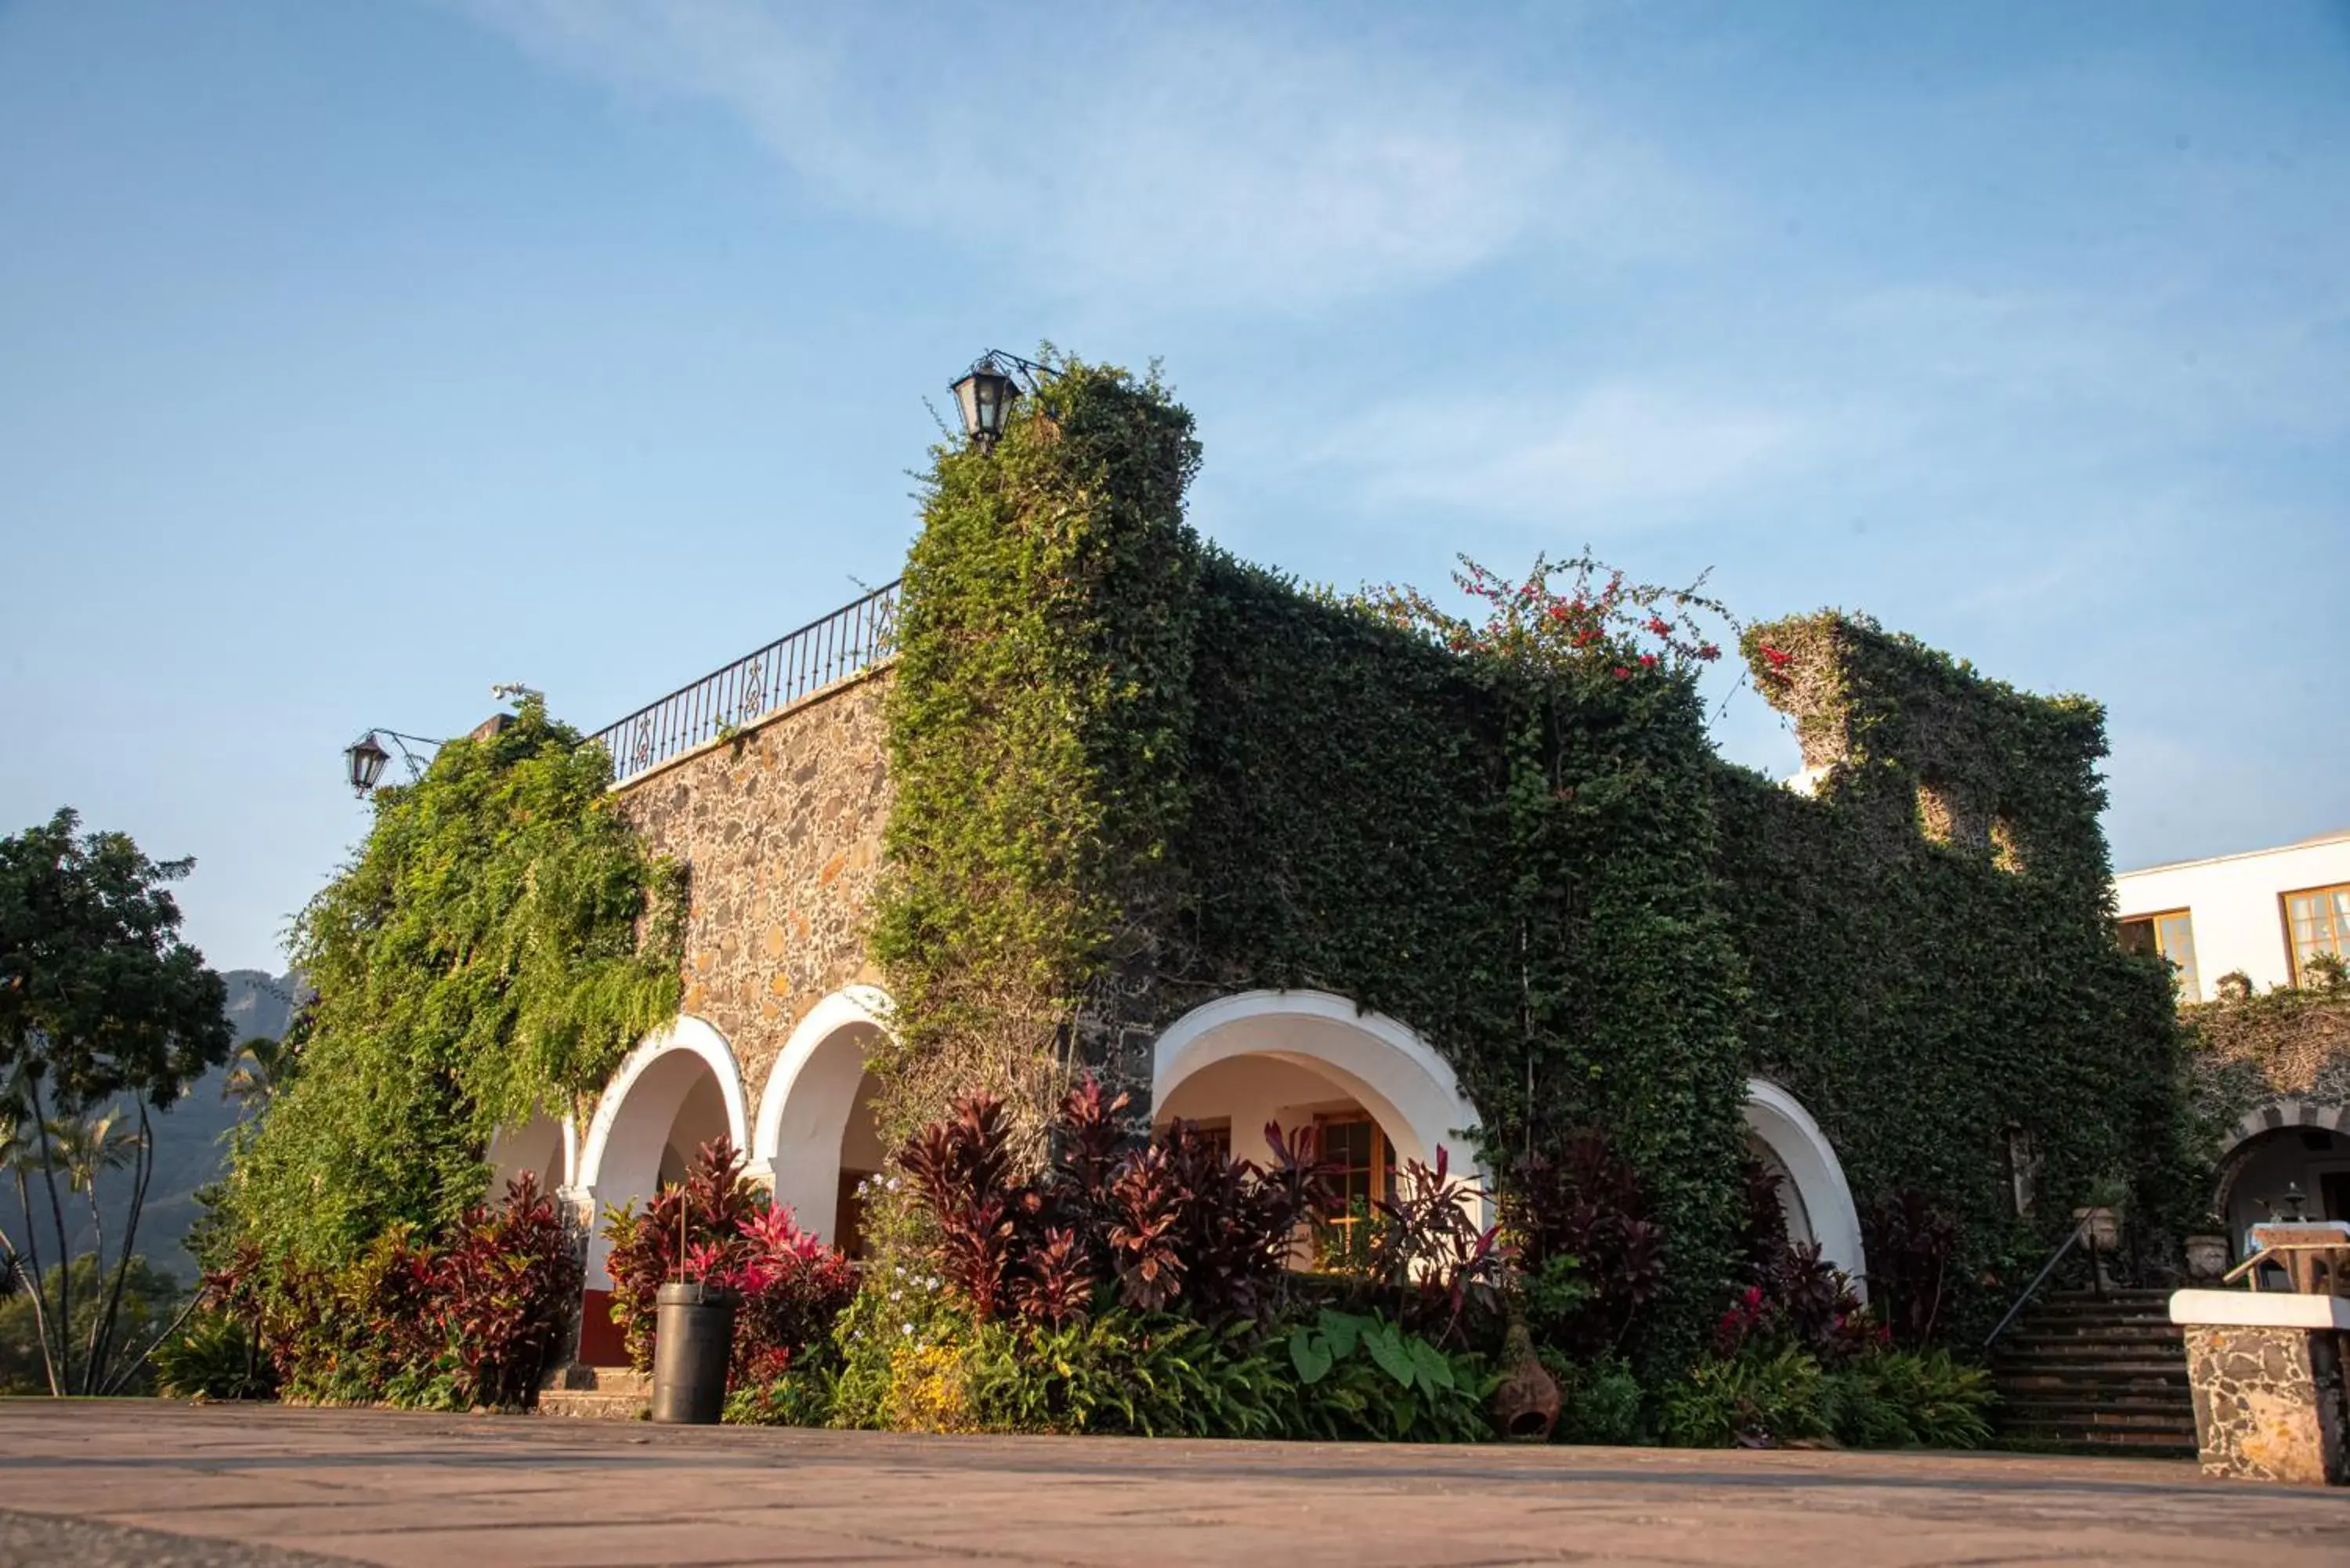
[1660,1344,1829,1447]
[151,1309,276,1401]
[1822,1348,1996,1449]
[965,1313,1294,1438]
[1545,1350,1649,1445]
[0,808,233,1109]
[866,347,2186,1373]
[1285,1306,1495,1442]
[1717,615,2193,1337]
[0,1252,182,1396]
[1,809,232,1395]
[871,353,1203,1147]
[222,699,682,1269]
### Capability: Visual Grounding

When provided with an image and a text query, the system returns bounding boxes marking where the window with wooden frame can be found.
[1314,1111,1395,1262]
[2118,909,2201,1003]
[1191,1119,1232,1161]
[2283,884,2350,985]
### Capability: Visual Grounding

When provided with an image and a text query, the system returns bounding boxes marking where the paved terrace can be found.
[1,1403,2344,1567]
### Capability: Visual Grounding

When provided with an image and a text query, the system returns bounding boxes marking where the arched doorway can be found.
[1151,989,1489,1254]
[576,1017,749,1291]
[750,986,893,1258]
[1741,1078,1866,1291]
[485,1110,571,1200]
[2214,1099,2350,1257]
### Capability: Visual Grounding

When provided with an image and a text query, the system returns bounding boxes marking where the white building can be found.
[2113,829,2350,1003]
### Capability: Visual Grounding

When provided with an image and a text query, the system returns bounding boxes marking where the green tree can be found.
[222,698,681,1270]
[0,1252,182,1396]
[0,807,233,1393]
[222,1032,295,1113]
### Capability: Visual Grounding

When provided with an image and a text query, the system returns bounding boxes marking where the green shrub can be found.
[1823,1349,1995,1450]
[1545,1349,1648,1446]
[1659,1346,1828,1447]
[967,1313,1290,1438]
[152,1310,275,1401]
[725,1360,840,1428]
[1285,1308,1495,1443]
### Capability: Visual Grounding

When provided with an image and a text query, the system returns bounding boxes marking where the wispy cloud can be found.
[452,0,1701,311]
[1309,381,1842,524]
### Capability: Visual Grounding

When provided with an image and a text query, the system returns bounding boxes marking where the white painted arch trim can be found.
[749,985,895,1244]
[575,1014,750,1193]
[1152,988,1489,1213]
[1743,1077,1866,1294]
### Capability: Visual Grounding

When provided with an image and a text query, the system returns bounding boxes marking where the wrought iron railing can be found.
[594,580,900,785]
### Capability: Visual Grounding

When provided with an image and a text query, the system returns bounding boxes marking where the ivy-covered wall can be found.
[858,356,2186,1359]
[1710,616,2192,1338]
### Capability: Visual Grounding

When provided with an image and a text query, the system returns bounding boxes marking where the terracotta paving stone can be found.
[2,1402,2347,1566]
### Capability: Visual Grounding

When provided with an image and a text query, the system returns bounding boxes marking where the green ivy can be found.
[870,358,2183,1365]
[870,353,1202,1153]
[1715,613,2194,1334]
[222,699,682,1266]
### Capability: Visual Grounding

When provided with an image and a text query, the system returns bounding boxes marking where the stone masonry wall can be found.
[2183,1324,2350,1485]
[611,667,895,1104]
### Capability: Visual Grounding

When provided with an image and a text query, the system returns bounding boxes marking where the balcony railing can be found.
[594,580,900,786]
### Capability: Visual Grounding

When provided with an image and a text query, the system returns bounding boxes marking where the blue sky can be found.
[2,1,2344,973]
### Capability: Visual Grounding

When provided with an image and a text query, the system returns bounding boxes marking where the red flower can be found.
[1639,652,1658,667]
[1761,645,1794,668]
[1611,665,1632,681]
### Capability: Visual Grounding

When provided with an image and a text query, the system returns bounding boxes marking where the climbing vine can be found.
[1711,614,2195,1334]
[870,353,1202,1156]
[869,359,2186,1363]
[222,699,683,1266]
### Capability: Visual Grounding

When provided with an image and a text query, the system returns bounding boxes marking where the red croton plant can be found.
[600,1137,859,1383]
[895,1075,1504,1347]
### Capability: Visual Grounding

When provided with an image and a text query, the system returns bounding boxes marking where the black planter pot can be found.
[651,1281,739,1425]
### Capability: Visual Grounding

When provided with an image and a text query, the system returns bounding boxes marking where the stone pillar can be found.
[2171,1289,2350,1486]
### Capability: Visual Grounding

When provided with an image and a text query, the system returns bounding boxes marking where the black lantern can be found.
[345,732,391,796]
[950,357,1022,450]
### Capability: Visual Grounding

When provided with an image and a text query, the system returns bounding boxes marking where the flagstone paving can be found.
[2,1401,2345,1566]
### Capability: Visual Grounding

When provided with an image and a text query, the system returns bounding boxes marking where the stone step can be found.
[1992,1350,2187,1372]
[1995,1374,2189,1396]
[536,1389,649,1421]
[535,1364,650,1421]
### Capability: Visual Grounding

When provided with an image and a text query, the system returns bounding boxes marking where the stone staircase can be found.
[534,1364,649,1421]
[1988,1288,2196,1455]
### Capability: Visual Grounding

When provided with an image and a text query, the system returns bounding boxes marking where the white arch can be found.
[486,1110,573,1197]
[576,1017,748,1286]
[577,1015,750,1191]
[750,985,895,1245]
[1743,1078,1867,1294]
[1152,989,1489,1212]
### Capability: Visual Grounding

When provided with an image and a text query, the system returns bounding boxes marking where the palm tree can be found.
[222,1035,292,1112]
[0,1087,60,1394]
[46,1107,144,1284]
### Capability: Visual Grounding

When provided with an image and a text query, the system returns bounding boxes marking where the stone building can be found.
[495,375,2182,1362]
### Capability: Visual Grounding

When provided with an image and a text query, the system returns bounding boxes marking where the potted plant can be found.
[2073,1174,2128,1253]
